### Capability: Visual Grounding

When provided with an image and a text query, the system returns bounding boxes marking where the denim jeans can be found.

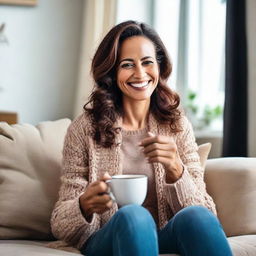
[81,204,233,256]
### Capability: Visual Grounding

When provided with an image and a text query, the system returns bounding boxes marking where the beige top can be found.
[121,128,158,224]
[50,112,217,249]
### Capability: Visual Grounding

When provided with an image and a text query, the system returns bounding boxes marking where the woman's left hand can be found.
[139,132,183,183]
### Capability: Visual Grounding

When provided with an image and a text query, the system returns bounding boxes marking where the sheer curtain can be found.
[73,0,117,117]
[154,0,226,132]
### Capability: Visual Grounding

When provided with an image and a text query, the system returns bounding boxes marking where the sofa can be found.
[0,119,256,256]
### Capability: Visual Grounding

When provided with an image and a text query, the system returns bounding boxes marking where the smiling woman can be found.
[50,20,233,256]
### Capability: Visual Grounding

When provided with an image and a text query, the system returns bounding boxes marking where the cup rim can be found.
[111,174,147,179]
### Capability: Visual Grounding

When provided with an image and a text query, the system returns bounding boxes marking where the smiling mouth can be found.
[127,80,151,88]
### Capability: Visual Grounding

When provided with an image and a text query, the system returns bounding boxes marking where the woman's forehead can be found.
[118,36,156,60]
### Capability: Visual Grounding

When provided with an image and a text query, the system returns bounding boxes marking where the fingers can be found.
[84,194,113,213]
[140,132,177,156]
[88,202,113,215]
[85,180,109,199]
[80,185,113,217]
[93,194,112,204]
[101,172,112,181]
[80,172,115,217]
[143,142,176,154]
[85,198,113,213]
[139,132,180,168]
[140,133,175,147]
[91,200,113,210]
[145,148,174,158]
[85,201,113,216]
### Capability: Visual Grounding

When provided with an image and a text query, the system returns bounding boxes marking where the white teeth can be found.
[129,81,149,88]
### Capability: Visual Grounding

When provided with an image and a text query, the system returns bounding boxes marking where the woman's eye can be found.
[120,63,134,69]
[143,60,154,65]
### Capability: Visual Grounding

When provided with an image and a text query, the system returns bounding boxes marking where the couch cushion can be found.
[0,240,179,256]
[228,235,256,256]
[0,240,178,256]
[0,119,71,240]
[0,240,81,256]
[1,236,255,256]
[205,158,256,237]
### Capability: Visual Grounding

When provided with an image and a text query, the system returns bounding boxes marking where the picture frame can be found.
[0,0,37,6]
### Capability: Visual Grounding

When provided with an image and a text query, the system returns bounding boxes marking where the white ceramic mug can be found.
[106,174,148,207]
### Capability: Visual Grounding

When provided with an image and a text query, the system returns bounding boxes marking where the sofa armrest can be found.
[204,157,256,237]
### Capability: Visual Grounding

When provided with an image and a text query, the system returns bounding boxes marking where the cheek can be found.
[153,69,159,84]
[117,70,128,84]
[151,65,159,78]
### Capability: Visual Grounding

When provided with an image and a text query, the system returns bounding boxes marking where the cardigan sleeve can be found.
[164,116,217,216]
[50,123,100,249]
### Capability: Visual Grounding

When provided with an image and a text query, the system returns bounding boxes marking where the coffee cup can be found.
[106,174,148,207]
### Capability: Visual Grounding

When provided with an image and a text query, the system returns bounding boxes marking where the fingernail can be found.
[148,132,155,137]
[104,172,111,178]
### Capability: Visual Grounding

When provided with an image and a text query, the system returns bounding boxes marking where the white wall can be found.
[116,0,151,25]
[0,0,83,124]
[247,0,256,157]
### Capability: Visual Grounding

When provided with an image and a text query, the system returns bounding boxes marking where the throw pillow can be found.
[205,157,256,236]
[198,142,212,169]
[0,119,71,240]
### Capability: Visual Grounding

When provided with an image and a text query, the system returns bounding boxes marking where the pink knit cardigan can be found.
[50,112,216,249]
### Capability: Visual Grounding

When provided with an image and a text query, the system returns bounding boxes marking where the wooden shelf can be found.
[0,111,18,124]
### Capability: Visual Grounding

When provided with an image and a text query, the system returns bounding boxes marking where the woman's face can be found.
[116,36,159,103]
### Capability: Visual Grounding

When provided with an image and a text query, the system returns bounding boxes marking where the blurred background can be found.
[0,0,255,158]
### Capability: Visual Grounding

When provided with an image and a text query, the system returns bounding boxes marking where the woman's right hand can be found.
[79,172,113,221]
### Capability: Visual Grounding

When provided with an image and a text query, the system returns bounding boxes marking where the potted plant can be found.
[185,90,223,130]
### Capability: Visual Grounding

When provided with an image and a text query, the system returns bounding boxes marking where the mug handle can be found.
[105,180,116,202]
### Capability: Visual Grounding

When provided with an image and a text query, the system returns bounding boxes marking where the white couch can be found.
[0,119,256,256]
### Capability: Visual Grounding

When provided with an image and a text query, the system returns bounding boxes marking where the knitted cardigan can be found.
[50,112,217,249]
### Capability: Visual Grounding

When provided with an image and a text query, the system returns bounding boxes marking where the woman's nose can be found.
[133,64,146,78]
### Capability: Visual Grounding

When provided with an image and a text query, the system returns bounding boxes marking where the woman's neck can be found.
[122,100,150,130]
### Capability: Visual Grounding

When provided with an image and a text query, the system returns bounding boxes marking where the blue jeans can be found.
[81,204,233,256]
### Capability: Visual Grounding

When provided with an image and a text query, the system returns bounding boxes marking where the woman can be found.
[51,20,232,256]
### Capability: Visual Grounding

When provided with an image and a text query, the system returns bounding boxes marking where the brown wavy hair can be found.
[84,20,181,148]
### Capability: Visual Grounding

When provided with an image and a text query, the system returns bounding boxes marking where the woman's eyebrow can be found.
[141,56,154,60]
[119,56,154,64]
[119,58,133,64]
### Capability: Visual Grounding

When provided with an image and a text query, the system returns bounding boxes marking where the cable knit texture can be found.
[50,112,217,249]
